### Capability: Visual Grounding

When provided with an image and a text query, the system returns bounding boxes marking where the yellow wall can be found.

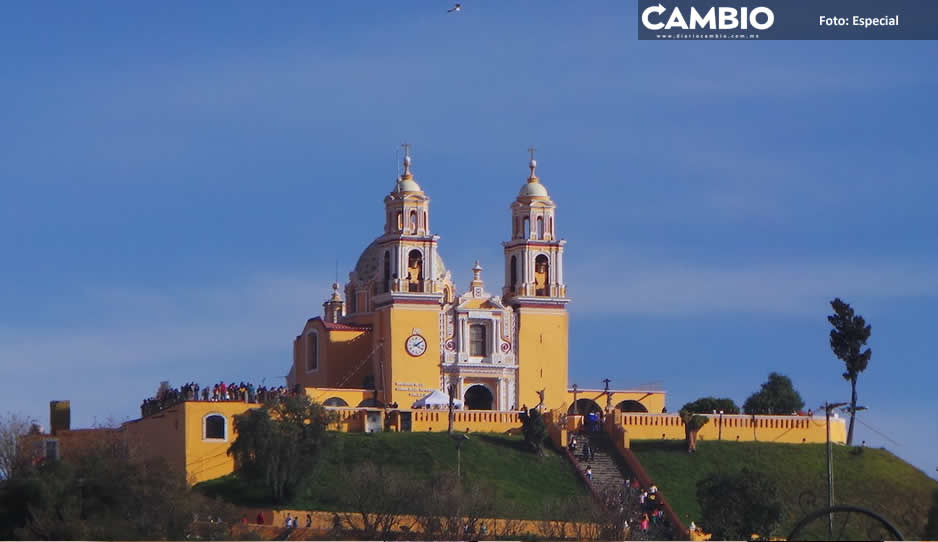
[293,323,373,390]
[384,303,443,407]
[613,411,847,445]
[516,308,568,411]
[182,401,256,484]
[566,390,666,414]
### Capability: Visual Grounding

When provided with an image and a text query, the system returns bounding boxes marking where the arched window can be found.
[534,254,550,296]
[396,211,403,231]
[548,216,553,238]
[423,211,428,232]
[536,217,544,239]
[523,217,530,239]
[306,332,318,372]
[383,251,391,293]
[510,255,518,292]
[203,414,227,441]
[407,249,423,292]
[470,324,487,356]
[514,217,520,238]
[410,210,417,234]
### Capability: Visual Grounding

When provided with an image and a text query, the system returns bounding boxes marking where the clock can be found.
[405,334,427,357]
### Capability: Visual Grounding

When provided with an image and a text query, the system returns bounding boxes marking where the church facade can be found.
[287,151,573,412]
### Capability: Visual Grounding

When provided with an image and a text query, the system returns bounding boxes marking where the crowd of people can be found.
[140,381,299,417]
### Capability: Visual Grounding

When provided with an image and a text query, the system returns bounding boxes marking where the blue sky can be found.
[1,2,936,480]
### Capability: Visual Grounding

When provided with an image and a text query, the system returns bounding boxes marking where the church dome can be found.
[519,178,549,198]
[353,240,381,283]
[351,239,451,287]
[396,177,423,193]
[518,158,550,199]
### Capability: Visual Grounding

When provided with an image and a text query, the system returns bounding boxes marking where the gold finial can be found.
[527,147,538,181]
[401,142,412,178]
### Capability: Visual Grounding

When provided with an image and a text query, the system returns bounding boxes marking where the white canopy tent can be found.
[413,389,462,409]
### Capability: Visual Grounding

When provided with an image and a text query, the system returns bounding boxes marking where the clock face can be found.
[405,334,427,357]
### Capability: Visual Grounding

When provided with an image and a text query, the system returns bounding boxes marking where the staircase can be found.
[568,431,678,540]
[569,431,627,496]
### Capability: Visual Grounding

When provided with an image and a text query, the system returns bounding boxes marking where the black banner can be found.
[637,0,938,40]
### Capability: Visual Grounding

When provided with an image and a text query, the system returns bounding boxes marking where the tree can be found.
[228,395,335,502]
[925,489,938,539]
[679,409,709,453]
[696,468,782,540]
[828,298,871,446]
[519,407,548,455]
[681,397,740,415]
[743,372,805,415]
[0,427,236,540]
[0,413,35,482]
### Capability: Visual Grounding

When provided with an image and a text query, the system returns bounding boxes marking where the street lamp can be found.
[718,410,724,441]
[452,433,470,480]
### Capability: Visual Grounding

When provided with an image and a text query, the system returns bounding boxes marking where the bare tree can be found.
[0,412,35,481]
[338,463,409,540]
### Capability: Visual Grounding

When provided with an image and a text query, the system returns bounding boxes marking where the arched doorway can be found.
[568,398,602,415]
[615,400,648,413]
[323,397,349,407]
[464,385,494,410]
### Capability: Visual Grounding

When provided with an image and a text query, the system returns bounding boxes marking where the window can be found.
[410,210,417,233]
[204,414,226,440]
[306,332,318,371]
[523,217,530,238]
[407,249,423,292]
[534,254,550,296]
[470,324,487,357]
[44,439,59,461]
[536,216,544,239]
[396,212,403,231]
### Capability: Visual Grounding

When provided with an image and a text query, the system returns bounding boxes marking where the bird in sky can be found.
[447,3,461,13]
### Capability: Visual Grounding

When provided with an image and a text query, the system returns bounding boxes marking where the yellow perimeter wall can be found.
[614,411,847,444]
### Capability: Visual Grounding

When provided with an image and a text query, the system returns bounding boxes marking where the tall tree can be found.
[828,298,871,445]
[519,407,547,455]
[228,395,335,502]
[743,373,805,415]
[0,413,34,482]
[679,408,709,453]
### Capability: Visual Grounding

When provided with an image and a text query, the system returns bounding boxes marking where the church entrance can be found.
[464,384,494,410]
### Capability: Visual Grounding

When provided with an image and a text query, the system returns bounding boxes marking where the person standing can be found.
[585,465,593,481]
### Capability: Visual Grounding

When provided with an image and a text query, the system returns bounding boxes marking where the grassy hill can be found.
[631,439,938,539]
[197,432,588,520]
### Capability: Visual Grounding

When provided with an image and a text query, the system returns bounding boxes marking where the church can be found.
[32,147,843,486]
[287,149,575,413]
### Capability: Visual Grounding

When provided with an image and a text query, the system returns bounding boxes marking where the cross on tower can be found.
[528,146,536,161]
[402,142,411,158]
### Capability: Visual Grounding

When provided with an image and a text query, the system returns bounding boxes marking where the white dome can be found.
[396,178,423,193]
[519,180,549,198]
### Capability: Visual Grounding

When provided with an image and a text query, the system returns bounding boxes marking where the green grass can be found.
[197,432,587,519]
[631,439,938,539]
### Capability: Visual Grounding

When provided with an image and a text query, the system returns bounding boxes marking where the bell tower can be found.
[371,144,452,407]
[502,149,569,410]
